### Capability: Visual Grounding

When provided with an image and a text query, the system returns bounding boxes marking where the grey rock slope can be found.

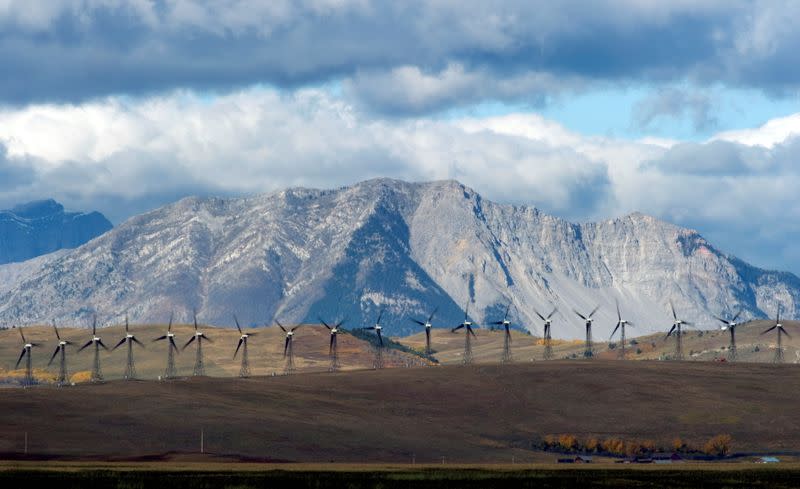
[0,179,796,338]
[0,199,112,265]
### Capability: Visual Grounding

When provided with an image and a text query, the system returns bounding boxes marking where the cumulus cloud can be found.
[2,86,800,274]
[0,0,798,115]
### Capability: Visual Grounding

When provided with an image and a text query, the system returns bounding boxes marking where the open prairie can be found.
[0,361,799,462]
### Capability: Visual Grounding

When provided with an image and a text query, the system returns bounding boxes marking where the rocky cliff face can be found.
[0,199,112,265]
[0,180,795,338]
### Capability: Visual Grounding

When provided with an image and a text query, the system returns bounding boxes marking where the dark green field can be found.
[2,465,800,489]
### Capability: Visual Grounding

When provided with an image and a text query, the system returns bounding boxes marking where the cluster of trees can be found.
[538,434,732,458]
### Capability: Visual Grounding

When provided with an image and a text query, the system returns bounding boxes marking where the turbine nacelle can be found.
[24,343,32,349]
[92,336,101,342]
[58,340,67,346]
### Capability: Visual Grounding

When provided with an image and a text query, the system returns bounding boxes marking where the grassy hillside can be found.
[0,323,430,382]
[397,320,800,364]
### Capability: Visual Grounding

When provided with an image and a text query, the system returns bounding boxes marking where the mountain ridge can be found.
[0,199,112,265]
[0,178,796,338]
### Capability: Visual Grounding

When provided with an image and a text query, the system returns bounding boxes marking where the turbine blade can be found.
[781,326,791,339]
[202,334,212,343]
[48,346,61,366]
[169,337,179,352]
[547,307,558,319]
[377,330,384,346]
[53,322,61,340]
[762,325,777,335]
[132,337,145,348]
[98,339,109,351]
[503,303,511,320]
[78,340,93,352]
[168,312,174,332]
[276,319,287,333]
[616,299,621,321]
[665,324,677,339]
[234,338,243,359]
[234,315,243,335]
[329,334,335,354]
[92,315,97,336]
[15,348,27,369]
[713,315,729,326]
[112,338,127,351]
[670,300,677,321]
[468,326,477,337]
[153,335,167,342]
[588,304,600,318]
[284,337,290,357]
[732,309,743,322]
[319,318,332,329]
[18,327,26,344]
[534,310,546,321]
[410,318,426,326]
[683,321,694,326]
[376,308,384,325]
[291,325,302,332]
[573,310,587,320]
[610,322,620,340]
[183,336,196,350]
[427,307,438,323]
[451,324,464,332]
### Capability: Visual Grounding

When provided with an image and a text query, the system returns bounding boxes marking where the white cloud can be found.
[2,86,800,273]
[712,113,800,148]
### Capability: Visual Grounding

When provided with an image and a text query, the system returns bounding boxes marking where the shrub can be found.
[558,434,579,452]
[672,437,687,452]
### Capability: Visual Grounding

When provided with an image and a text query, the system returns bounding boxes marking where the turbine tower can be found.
[48,321,73,385]
[410,307,437,356]
[609,300,634,359]
[490,304,514,363]
[15,326,40,386]
[574,305,600,358]
[761,308,790,363]
[714,310,743,361]
[321,317,346,372]
[362,309,386,369]
[183,311,212,376]
[277,320,301,374]
[112,316,145,380]
[534,307,558,360]
[665,301,694,361]
[78,316,108,382]
[451,302,477,365]
[233,315,256,378]
[153,313,179,379]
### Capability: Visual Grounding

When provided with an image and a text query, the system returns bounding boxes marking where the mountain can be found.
[0,179,796,338]
[0,199,112,265]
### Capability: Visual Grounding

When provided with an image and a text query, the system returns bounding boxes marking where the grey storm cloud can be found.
[632,88,717,132]
[1,1,800,113]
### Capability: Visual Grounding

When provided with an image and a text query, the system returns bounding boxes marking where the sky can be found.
[1,1,800,274]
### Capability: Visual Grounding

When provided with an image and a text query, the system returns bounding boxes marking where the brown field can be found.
[397,319,800,364]
[0,361,799,462]
[0,323,427,382]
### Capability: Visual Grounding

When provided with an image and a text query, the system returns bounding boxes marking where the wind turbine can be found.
[15,326,41,386]
[451,302,477,365]
[362,308,386,369]
[78,315,108,382]
[233,315,256,378]
[490,303,514,363]
[153,313,179,379]
[761,308,791,363]
[320,317,346,372]
[665,301,694,361]
[609,300,634,359]
[410,307,437,356]
[183,310,212,376]
[574,305,600,359]
[277,320,301,374]
[112,316,144,380]
[714,309,743,361]
[534,307,558,360]
[48,321,73,386]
